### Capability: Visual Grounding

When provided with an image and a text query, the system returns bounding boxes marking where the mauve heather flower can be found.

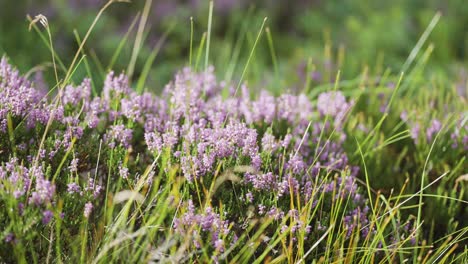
[247,172,278,191]
[317,91,353,128]
[4,233,14,243]
[250,91,276,123]
[33,71,48,98]
[105,124,133,148]
[103,71,130,100]
[174,200,230,250]
[214,239,224,252]
[0,56,51,130]
[410,123,420,143]
[400,111,409,122]
[119,164,129,179]
[67,183,81,195]
[85,178,102,198]
[245,192,253,203]
[164,66,221,123]
[28,166,56,206]
[69,158,79,173]
[84,202,93,218]
[286,154,306,175]
[42,210,54,225]
[277,94,313,124]
[120,96,142,122]
[62,78,91,106]
[317,91,346,116]
[261,132,279,153]
[426,119,442,143]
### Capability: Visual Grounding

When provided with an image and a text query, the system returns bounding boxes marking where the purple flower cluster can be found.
[0,57,49,131]
[0,57,370,257]
[401,110,467,150]
[62,79,91,106]
[0,157,55,224]
[152,68,368,245]
[174,200,230,252]
[450,115,468,150]
[105,124,133,149]
[426,119,442,143]
[83,202,93,218]
[179,120,261,181]
[317,91,354,128]
[343,205,370,238]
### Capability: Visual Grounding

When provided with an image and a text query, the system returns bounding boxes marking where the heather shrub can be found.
[0,1,467,263]
[1,53,465,262]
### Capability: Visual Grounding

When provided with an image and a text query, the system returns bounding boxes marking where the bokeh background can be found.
[1,0,467,90]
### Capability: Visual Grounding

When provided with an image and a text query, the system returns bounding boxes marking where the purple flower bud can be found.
[84,202,93,218]
[42,210,54,225]
[67,183,81,195]
[105,124,133,148]
[426,119,442,143]
[69,158,79,173]
[119,165,129,179]
[5,233,14,243]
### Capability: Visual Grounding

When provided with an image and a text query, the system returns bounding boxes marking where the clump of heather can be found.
[173,200,231,255]
[0,57,50,132]
[0,56,462,262]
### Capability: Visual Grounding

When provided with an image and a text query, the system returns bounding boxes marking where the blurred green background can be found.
[0,0,467,90]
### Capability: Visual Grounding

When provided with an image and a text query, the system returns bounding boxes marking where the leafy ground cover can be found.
[0,0,467,263]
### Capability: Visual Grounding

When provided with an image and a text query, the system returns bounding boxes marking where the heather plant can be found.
[1,54,465,262]
[1,1,467,263]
